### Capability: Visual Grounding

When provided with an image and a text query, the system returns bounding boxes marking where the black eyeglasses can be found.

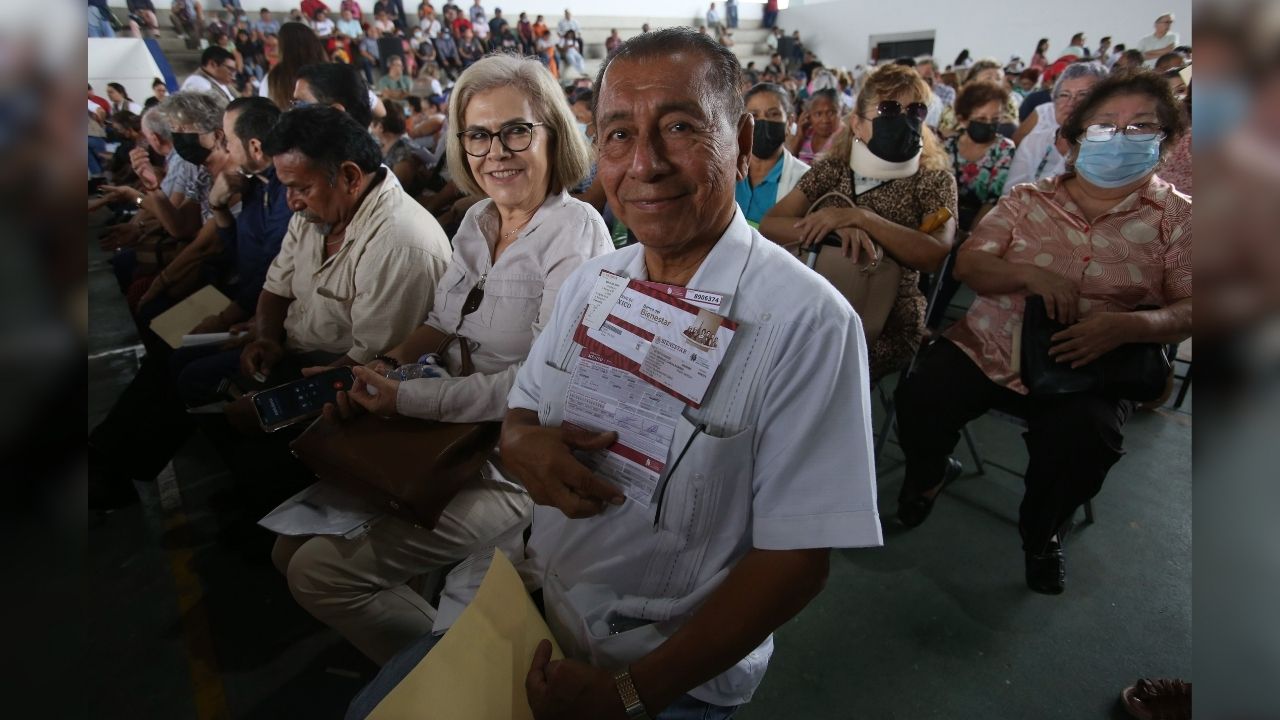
[460,278,485,317]
[870,100,929,123]
[457,122,545,157]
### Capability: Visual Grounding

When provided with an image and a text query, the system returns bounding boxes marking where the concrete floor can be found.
[87,209,1191,719]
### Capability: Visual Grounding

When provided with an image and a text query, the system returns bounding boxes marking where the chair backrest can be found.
[921,249,955,332]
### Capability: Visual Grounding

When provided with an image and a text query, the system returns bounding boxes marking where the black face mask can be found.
[866,115,922,163]
[172,132,212,165]
[751,119,787,160]
[965,120,998,144]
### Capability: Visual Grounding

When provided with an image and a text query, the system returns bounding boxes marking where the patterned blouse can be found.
[944,135,1017,223]
[796,156,959,381]
[946,173,1193,394]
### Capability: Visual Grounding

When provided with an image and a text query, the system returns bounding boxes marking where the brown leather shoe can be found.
[1121,677,1191,720]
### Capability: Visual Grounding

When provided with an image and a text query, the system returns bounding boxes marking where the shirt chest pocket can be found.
[434,264,470,320]
[643,413,755,598]
[482,278,543,333]
[313,261,356,304]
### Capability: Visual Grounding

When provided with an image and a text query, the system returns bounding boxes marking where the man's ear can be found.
[339,160,364,192]
[735,111,753,181]
[248,137,264,163]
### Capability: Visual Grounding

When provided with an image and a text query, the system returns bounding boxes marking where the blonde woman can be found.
[761,63,959,380]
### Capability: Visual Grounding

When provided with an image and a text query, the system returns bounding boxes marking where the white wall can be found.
[89,38,165,109]
[776,0,1192,73]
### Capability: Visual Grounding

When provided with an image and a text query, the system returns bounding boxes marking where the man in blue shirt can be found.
[735,83,809,226]
[197,96,291,336]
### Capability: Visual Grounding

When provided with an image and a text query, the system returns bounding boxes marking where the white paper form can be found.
[579,281,736,408]
[258,482,379,539]
[562,353,683,507]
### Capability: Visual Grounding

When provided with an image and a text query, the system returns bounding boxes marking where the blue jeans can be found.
[345,631,739,720]
[726,4,738,28]
[88,136,107,175]
[88,6,115,37]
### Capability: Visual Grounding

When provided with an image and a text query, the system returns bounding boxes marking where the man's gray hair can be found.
[140,107,171,141]
[1053,61,1108,98]
[157,91,227,133]
[916,56,937,70]
[593,27,744,129]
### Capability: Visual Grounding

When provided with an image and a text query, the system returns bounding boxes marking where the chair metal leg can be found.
[1172,363,1192,409]
[962,425,985,475]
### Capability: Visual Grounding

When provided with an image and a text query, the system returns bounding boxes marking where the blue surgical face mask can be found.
[1073,134,1161,188]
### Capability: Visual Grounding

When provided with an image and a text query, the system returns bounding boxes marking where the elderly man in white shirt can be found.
[1138,13,1180,67]
[241,105,451,381]
[344,28,880,720]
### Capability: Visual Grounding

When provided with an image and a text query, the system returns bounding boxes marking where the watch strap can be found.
[613,668,651,720]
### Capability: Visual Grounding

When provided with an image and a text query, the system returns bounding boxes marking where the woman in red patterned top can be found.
[894,70,1192,595]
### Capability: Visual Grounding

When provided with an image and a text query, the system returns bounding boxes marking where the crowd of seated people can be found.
[88,8,1194,719]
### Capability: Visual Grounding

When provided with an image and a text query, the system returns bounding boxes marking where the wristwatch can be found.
[134,192,145,208]
[613,668,652,720]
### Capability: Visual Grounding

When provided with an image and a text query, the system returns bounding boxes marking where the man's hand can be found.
[1020,265,1080,325]
[1049,312,1135,368]
[208,171,245,210]
[220,321,253,349]
[190,313,231,335]
[500,417,623,518]
[792,206,863,249]
[240,337,285,380]
[129,147,161,191]
[526,639,625,720]
[99,184,143,206]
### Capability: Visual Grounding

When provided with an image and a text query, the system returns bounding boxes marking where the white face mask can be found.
[849,136,920,180]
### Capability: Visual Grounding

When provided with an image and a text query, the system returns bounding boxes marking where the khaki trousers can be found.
[272,477,532,665]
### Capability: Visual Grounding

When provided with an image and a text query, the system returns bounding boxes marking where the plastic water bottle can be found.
[387,353,452,381]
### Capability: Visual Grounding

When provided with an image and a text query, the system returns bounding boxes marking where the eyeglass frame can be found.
[456,121,547,158]
[862,100,929,123]
[1080,122,1166,143]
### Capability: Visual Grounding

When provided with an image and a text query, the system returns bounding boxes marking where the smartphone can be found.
[251,367,356,432]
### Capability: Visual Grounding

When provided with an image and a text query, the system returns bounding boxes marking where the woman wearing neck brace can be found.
[893,71,1192,595]
[761,64,958,381]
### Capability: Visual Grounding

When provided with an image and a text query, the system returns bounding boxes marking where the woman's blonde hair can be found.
[821,63,947,173]
[446,53,591,197]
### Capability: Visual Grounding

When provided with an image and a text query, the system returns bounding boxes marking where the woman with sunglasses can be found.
[273,55,613,667]
[893,70,1191,595]
[761,63,958,381]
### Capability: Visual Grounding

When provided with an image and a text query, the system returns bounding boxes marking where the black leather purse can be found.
[1020,295,1170,401]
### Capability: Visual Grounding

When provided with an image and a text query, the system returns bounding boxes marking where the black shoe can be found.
[1025,539,1066,595]
[898,457,962,529]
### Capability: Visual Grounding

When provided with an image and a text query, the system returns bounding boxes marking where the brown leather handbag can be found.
[797,190,902,343]
[289,333,502,529]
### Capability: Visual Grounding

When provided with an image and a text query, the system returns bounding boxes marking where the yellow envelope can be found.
[149,285,232,350]
[368,550,563,719]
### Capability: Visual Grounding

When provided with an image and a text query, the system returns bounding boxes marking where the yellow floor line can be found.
[159,466,232,720]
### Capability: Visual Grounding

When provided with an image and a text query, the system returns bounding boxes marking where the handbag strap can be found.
[803,189,885,268]
[433,333,475,377]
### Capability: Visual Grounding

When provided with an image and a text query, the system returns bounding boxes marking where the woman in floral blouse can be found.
[944,81,1017,232]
